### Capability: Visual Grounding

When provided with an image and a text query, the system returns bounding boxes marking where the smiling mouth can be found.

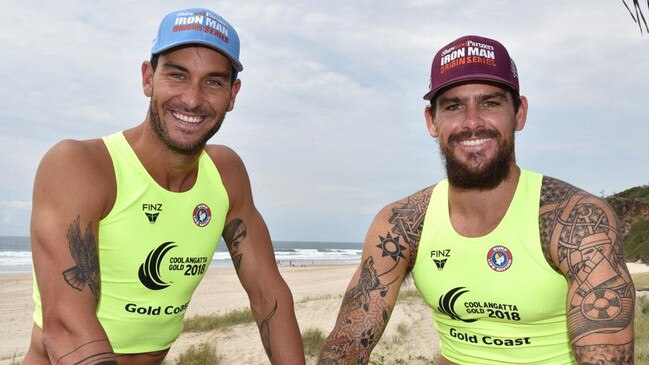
[459,138,493,147]
[172,111,203,125]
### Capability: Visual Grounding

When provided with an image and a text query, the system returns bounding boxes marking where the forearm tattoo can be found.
[319,187,432,364]
[223,218,247,271]
[54,339,115,365]
[62,216,100,297]
[539,177,634,362]
[259,300,278,359]
[319,257,390,364]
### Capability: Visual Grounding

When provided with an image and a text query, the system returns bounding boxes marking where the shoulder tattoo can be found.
[386,186,432,272]
[539,177,634,345]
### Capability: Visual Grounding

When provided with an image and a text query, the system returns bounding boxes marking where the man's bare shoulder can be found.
[204,144,245,173]
[35,138,115,216]
[377,185,435,222]
[539,175,610,212]
[538,175,622,270]
[41,138,111,171]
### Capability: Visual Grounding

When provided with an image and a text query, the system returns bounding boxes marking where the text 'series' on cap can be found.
[424,35,518,100]
[152,8,243,72]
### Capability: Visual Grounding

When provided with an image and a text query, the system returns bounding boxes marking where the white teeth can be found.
[460,138,492,147]
[172,112,202,124]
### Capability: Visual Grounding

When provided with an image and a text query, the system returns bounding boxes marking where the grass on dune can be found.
[182,308,254,333]
[632,272,649,290]
[635,294,649,364]
[302,327,327,357]
[166,342,219,365]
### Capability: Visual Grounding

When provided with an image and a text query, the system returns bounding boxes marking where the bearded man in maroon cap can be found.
[318,35,635,365]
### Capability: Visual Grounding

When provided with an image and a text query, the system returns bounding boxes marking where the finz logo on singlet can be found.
[193,204,211,227]
[486,245,512,272]
[138,241,177,290]
[430,249,451,270]
[142,203,163,224]
[438,287,477,323]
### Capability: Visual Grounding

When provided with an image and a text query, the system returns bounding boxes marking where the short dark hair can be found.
[149,53,238,85]
[428,84,521,116]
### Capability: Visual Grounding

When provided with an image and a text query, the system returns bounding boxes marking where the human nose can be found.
[461,103,485,130]
[180,80,204,109]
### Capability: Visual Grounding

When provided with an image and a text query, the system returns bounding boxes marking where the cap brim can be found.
[153,41,243,72]
[423,75,517,100]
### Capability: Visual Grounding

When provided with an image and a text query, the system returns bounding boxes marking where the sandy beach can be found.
[1,262,647,364]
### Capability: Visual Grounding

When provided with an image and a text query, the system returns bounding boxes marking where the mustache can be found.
[448,128,500,144]
[163,101,215,117]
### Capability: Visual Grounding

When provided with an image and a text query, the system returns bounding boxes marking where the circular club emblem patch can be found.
[193,204,211,227]
[487,245,512,272]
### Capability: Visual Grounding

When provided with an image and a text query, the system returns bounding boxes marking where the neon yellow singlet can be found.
[411,169,577,364]
[33,132,229,353]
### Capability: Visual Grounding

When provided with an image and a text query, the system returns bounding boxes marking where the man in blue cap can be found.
[25,8,305,365]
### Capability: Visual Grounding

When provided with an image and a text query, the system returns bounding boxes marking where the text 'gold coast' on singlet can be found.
[411,169,577,365]
[33,132,229,353]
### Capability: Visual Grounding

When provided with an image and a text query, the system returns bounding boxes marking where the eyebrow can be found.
[438,91,507,106]
[160,61,231,79]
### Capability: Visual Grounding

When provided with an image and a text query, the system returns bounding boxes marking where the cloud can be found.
[1,1,647,241]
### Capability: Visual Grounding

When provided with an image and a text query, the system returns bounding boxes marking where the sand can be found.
[1,262,647,364]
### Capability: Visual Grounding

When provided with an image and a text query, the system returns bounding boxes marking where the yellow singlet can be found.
[33,132,229,353]
[411,169,577,364]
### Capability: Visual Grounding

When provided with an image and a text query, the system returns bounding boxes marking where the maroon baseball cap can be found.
[423,35,519,100]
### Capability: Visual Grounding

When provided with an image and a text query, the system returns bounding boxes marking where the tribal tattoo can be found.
[387,186,431,271]
[539,176,634,362]
[62,216,100,297]
[223,218,247,272]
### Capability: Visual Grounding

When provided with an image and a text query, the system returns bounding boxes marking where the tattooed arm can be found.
[27,140,117,365]
[211,145,304,364]
[539,177,635,364]
[318,187,431,364]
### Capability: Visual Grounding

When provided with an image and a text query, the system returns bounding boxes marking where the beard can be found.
[149,100,225,155]
[440,128,515,190]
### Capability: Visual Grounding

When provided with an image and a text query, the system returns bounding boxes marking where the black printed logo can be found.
[430,249,451,271]
[433,259,447,270]
[438,287,477,323]
[142,203,163,224]
[138,241,176,290]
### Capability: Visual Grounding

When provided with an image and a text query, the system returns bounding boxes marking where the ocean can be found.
[0,236,363,274]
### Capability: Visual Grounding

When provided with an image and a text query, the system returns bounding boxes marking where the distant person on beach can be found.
[318,35,635,364]
[24,8,304,365]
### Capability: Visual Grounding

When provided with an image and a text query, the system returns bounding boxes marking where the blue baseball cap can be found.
[151,8,243,72]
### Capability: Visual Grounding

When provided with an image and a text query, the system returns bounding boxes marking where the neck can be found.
[122,123,203,192]
[447,165,521,237]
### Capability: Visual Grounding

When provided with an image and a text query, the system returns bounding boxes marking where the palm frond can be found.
[623,0,649,34]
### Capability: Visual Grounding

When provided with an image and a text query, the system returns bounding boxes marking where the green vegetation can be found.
[624,220,649,262]
[608,184,649,263]
[297,293,341,303]
[173,342,219,365]
[302,327,327,357]
[635,295,649,364]
[613,185,649,200]
[182,308,254,333]
[632,272,649,290]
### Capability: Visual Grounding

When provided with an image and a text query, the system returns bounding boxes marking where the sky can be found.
[0,1,647,242]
